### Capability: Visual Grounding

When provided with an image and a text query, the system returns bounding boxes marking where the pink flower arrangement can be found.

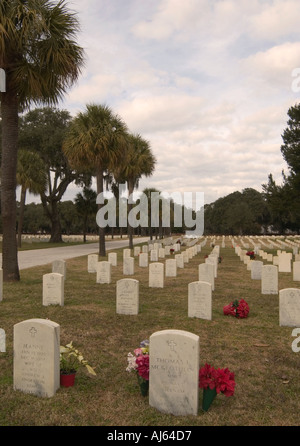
[223,299,249,319]
[126,340,149,381]
[199,363,235,397]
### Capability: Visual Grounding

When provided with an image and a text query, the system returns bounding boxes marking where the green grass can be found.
[0,237,300,426]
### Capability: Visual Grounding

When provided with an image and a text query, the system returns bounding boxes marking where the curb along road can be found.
[11,237,150,270]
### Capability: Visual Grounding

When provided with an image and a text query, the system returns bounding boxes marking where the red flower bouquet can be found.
[246,250,255,260]
[199,363,235,397]
[223,299,249,319]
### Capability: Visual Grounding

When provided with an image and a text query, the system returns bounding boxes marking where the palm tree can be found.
[0,0,84,281]
[63,103,128,256]
[115,133,156,249]
[143,187,162,239]
[16,149,47,248]
[75,187,97,243]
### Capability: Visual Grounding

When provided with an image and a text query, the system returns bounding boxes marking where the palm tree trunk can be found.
[17,186,27,248]
[97,171,106,257]
[83,215,87,243]
[1,89,20,281]
[127,179,134,250]
[49,200,63,243]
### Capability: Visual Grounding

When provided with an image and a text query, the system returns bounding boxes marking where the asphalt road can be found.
[15,237,150,270]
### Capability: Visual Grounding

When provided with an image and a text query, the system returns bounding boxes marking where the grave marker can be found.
[116,279,139,315]
[165,259,177,277]
[0,268,2,301]
[149,329,199,416]
[108,252,117,266]
[175,254,184,269]
[43,273,64,306]
[123,248,131,259]
[139,252,148,268]
[134,246,141,256]
[293,261,300,281]
[123,256,134,275]
[96,261,111,284]
[278,253,292,273]
[150,250,158,262]
[279,288,300,326]
[0,328,5,352]
[88,254,98,273]
[13,319,60,397]
[251,260,263,280]
[52,260,66,280]
[198,263,214,291]
[149,263,164,288]
[261,265,278,294]
[188,281,212,320]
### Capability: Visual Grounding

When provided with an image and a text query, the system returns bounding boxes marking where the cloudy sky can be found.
[54,0,300,205]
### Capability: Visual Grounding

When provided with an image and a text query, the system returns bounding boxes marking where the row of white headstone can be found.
[92,243,218,320]
[234,243,300,327]
[10,317,200,416]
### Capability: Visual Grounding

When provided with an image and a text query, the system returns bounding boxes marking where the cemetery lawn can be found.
[0,239,299,426]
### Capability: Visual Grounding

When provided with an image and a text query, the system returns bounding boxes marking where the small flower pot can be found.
[60,372,76,387]
[202,387,217,412]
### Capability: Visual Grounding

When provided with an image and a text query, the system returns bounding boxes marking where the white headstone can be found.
[0,268,2,301]
[52,260,66,280]
[279,288,300,326]
[165,259,177,277]
[134,246,141,256]
[293,261,300,281]
[116,279,139,315]
[13,319,60,397]
[175,254,184,269]
[0,328,6,352]
[188,281,212,320]
[43,273,64,306]
[150,250,158,262]
[278,253,292,273]
[108,252,117,266]
[96,261,111,284]
[205,257,217,278]
[139,252,148,268]
[123,256,134,275]
[149,262,164,288]
[251,261,263,280]
[182,251,189,263]
[0,68,6,92]
[88,254,98,273]
[158,248,165,258]
[261,265,278,294]
[123,248,131,259]
[198,263,215,291]
[149,329,199,416]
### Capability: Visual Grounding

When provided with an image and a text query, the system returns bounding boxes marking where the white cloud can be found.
[54,0,300,208]
[249,0,300,41]
[240,41,300,90]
